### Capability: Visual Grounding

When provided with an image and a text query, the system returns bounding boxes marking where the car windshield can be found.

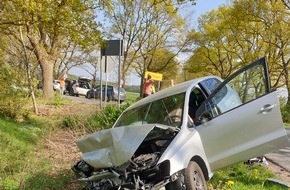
[114,93,185,128]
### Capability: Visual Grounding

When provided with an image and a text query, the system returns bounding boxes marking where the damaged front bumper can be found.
[73,124,179,189]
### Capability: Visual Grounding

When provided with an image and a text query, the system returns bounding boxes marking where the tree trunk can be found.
[286,81,290,108]
[27,32,55,99]
[40,60,54,99]
[139,75,145,97]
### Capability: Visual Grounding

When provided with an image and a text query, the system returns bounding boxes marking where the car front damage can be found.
[72,124,180,190]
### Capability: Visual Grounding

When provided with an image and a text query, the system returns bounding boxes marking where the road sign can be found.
[101,40,123,56]
[145,71,163,81]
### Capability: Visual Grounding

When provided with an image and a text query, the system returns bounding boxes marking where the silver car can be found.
[72,57,288,190]
[86,85,126,103]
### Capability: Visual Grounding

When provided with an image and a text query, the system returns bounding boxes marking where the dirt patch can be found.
[36,128,86,189]
[39,129,83,171]
[37,101,98,118]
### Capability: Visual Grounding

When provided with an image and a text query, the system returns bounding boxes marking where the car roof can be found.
[127,76,220,111]
[95,85,124,89]
[79,77,91,82]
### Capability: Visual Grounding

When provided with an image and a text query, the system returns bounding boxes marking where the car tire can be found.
[184,161,207,190]
[87,93,91,99]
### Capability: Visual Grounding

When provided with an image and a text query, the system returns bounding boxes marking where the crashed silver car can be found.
[72,57,288,190]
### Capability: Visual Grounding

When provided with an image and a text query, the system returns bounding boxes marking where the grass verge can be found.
[208,162,289,190]
[0,117,83,190]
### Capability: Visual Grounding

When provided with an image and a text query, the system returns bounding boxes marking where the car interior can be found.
[188,88,206,121]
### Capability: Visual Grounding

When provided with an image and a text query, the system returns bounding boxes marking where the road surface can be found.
[265,128,290,172]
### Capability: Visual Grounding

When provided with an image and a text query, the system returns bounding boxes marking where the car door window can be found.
[197,57,270,120]
[188,88,206,121]
[199,78,222,95]
[95,86,101,92]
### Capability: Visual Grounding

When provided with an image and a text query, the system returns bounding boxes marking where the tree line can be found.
[1,0,290,118]
[184,0,290,107]
[0,0,194,102]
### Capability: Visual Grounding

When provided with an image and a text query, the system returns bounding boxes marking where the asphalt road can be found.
[265,128,290,172]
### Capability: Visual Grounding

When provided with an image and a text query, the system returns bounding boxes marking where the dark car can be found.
[86,85,126,102]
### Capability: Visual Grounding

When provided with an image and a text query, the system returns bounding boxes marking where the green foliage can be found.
[186,0,290,91]
[93,103,130,129]
[62,114,84,130]
[281,104,290,124]
[105,0,190,89]
[62,103,131,132]
[53,91,64,108]
[0,63,29,119]
[208,162,288,190]
[0,0,103,99]
[0,88,28,119]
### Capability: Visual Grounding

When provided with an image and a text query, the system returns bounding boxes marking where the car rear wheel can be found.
[184,161,207,190]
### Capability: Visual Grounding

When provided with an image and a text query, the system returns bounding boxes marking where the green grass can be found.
[0,118,39,189]
[208,162,289,190]
[126,91,140,103]
[0,118,75,190]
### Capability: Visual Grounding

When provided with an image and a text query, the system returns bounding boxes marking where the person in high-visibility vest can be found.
[151,84,155,94]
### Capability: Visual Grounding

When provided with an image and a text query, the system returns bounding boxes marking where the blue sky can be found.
[190,0,228,29]
[194,0,227,17]
[69,1,228,85]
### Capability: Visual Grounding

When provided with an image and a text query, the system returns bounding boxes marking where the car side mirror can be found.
[198,111,212,124]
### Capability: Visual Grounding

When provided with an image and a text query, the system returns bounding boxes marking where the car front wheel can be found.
[184,161,207,190]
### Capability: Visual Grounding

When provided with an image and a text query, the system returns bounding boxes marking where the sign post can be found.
[101,40,123,109]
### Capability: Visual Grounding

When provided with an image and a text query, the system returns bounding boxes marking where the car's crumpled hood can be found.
[76,124,166,169]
